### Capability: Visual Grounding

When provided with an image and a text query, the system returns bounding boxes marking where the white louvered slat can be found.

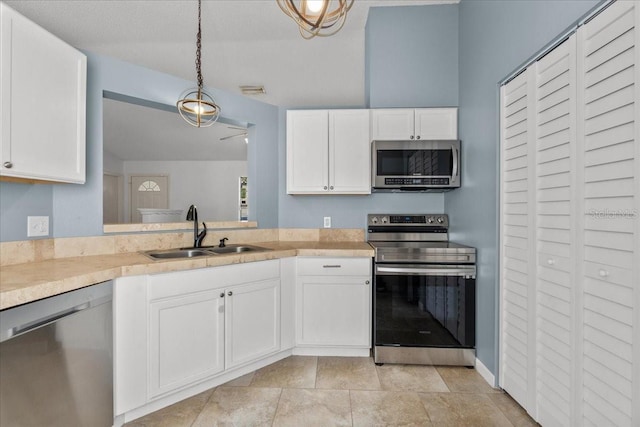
[579,4,637,421]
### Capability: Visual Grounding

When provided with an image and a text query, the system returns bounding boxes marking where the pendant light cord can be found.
[196,0,203,89]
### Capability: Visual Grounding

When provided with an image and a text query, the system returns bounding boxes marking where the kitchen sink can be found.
[143,248,217,260]
[207,244,270,254]
[143,244,270,260]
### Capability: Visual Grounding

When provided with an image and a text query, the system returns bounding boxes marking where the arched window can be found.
[137,180,161,192]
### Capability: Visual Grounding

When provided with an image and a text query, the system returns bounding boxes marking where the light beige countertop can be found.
[0,240,374,310]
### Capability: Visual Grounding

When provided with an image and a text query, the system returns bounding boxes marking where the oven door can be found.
[373,263,475,349]
[372,140,460,189]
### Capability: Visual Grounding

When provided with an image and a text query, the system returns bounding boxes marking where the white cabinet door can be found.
[296,257,371,348]
[370,109,415,140]
[298,276,370,347]
[415,108,458,139]
[148,289,225,398]
[225,278,280,369]
[329,109,371,194]
[0,3,86,184]
[286,110,329,193]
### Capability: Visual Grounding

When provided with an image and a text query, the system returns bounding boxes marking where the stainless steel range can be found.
[368,214,476,366]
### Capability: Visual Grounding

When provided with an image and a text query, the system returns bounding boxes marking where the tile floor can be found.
[125,356,537,426]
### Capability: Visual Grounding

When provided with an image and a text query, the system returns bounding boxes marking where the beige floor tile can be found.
[350,390,433,426]
[125,389,214,427]
[488,392,538,426]
[316,357,382,390]
[376,364,450,392]
[436,366,501,393]
[420,392,512,427]
[223,371,255,387]
[250,356,317,388]
[272,388,352,427]
[192,386,281,427]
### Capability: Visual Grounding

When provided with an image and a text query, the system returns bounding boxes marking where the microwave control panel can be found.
[384,178,450,186]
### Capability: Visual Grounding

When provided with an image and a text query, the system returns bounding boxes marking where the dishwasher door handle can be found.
[7,302,90,338]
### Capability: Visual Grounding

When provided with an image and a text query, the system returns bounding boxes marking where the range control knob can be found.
[427,217,434,224]
[371,217,378,224]
[437,217,445,224]
[381,216,388,224]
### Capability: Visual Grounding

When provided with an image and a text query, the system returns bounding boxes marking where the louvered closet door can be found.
[500,69,536,413]
[577,2,639,426]
[534,34,576,427]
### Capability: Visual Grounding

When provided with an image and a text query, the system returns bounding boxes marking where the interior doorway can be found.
[103,173,124,224]
[130,175,169,223]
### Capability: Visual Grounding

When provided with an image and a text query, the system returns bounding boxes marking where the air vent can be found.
[239,85,266,95]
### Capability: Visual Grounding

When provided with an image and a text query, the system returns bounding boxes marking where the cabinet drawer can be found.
[297,257,371,276]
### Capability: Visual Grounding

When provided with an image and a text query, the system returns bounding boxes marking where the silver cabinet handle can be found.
[3,161,12,169]
[323,265,341,268]
[220,292,225,298]
[323,186,328,190]
[416,136,421,140]
[228,291,233,296]
[410,135,414,140]
[365,280,370,285]
[329,186,334,190]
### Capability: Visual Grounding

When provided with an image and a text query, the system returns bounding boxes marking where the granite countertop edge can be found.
[0,241,374,310]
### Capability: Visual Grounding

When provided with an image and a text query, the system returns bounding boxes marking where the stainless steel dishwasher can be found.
[0,281,113,426]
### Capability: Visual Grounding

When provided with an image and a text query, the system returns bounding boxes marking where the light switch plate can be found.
[27,216,49,237]
[323,216,331,228]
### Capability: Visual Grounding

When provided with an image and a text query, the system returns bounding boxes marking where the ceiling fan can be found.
[220,125,248,142]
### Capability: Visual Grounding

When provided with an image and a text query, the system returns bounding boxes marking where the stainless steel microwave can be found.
[372,140,460,191]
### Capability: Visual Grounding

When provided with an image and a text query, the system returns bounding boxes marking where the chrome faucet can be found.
[186,205,207,248]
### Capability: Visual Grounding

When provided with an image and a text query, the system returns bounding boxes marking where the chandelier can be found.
[177,0,221,127]
[277,0,354,39]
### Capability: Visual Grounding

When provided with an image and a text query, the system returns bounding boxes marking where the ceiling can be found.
[5,0,458,107]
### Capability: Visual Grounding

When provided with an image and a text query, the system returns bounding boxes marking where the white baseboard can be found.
[475,357,497,388]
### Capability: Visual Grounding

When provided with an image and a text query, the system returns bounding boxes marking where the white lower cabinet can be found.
[114,259,284,417]
[225,278,280,369]
[295,257,372,355]
[148,288,225,398]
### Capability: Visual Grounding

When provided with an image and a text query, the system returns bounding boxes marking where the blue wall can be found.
[366,4,459,108]
[0,52,280,241]
[448,0,601,378]
[278,4,459,229]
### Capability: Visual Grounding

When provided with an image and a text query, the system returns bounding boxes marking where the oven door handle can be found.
[375,265,476,277]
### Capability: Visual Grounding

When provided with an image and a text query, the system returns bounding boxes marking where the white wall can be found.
[123,160,247,222]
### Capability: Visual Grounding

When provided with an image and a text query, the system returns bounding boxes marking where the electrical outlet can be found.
[323,216,331,228]
[27,216,49,237]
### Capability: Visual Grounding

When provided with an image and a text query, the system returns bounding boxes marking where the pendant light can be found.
[177,0,220,127]
[277,0,354,39]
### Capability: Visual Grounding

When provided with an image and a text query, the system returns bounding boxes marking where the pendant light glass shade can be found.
[277,0,354,39]
[177,0,221,127]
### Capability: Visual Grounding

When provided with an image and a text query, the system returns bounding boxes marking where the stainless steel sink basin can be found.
[208,244,270,254]
[143,248,217,260]
[142,244,270,260]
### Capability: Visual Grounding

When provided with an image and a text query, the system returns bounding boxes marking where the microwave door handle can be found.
[451,146,459,183]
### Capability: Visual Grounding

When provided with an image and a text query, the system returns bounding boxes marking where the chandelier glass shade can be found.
[177,0,220,127]
[277,0,354,39]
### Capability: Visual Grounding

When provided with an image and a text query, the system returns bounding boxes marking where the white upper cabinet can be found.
[0,3,86,184]
[371,108,458,140]
[287,109,371,195]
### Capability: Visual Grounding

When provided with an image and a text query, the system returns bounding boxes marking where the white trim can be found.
[475,357,497,388]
